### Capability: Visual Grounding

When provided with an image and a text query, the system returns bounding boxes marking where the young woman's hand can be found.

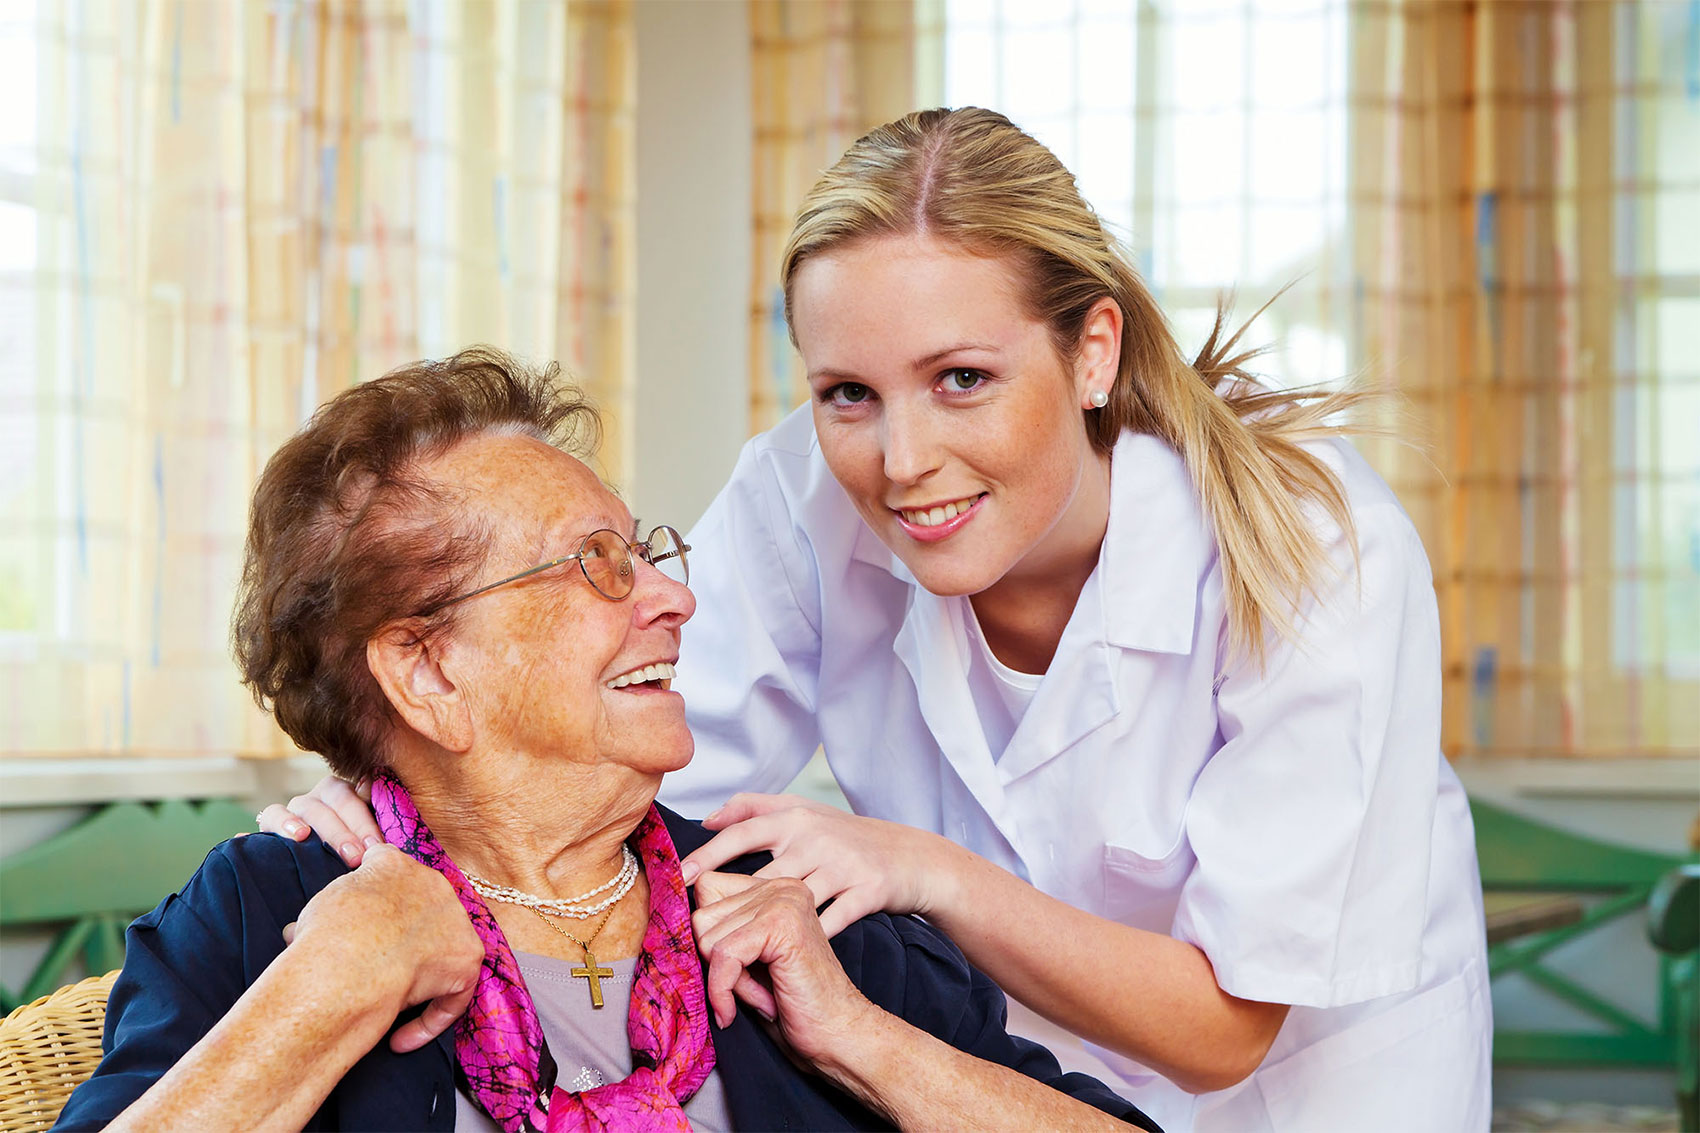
[256,774,383,867]
[680,794,965,938]
[285,843,484,1053]
[690,871,878,1067]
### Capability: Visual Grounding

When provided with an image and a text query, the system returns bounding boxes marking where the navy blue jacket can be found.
[56,806,1155,1131]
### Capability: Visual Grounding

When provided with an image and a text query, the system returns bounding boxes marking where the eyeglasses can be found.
[422,525,690,614]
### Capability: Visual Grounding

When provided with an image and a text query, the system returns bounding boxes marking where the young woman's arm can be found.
[690,871,1155,1129]
[684,797,1286,1093]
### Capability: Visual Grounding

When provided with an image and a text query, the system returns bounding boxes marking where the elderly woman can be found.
[54,349,1153,1133]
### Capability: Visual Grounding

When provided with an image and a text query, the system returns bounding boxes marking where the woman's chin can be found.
[655,731,696,775]
[894,552,1002,599]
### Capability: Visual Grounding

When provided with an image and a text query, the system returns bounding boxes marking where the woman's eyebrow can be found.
[912,342,999,369]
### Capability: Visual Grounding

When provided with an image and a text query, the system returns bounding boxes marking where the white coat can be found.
[661,406,1493,1132]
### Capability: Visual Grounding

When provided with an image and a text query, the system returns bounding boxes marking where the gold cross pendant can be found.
[571,949,615,1009]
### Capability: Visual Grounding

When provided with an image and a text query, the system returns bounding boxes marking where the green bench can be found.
[1473,798,1699,1130]
[0,799,255,1010]
[3,795,1696,1125]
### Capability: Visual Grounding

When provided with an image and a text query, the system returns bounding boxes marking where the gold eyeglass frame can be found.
[419,526,690,615]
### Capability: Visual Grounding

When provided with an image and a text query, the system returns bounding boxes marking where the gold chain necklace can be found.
[529,895,625,1009]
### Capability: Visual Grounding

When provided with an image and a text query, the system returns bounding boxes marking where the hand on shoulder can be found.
[680,793,964,937]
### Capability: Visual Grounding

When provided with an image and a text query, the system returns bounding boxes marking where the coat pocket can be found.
[1101,836,1195,930]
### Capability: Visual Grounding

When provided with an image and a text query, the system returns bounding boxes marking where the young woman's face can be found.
[790,234,1118,598]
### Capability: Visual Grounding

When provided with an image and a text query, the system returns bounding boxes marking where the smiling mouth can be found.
[604,661,676,691]
[896,494,985,528]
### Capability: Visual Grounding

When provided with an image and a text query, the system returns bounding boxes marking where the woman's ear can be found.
[367,624,474,753]
[1075,296,1124,405]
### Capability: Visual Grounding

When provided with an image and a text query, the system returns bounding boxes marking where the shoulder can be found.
[1307,437,1434,591]
[713,405,860,547]
[828,907,983,1033]
[205,831,350,902]
[137,833,350,944]
[658,806,774,876]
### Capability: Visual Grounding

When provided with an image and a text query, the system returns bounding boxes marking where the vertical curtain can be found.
[1354,0,1698,758]
[745,0,940,433]
[0,0,635,758]
[897,0,1697,759]
[941,1,1358,413]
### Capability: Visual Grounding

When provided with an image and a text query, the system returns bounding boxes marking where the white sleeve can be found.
[1170,500,1444,1009]
[659,433,826,817]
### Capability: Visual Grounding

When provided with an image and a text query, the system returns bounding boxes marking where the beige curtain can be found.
[0,0,635,758]
[745,0,940,433]
[1354,0,1698,758]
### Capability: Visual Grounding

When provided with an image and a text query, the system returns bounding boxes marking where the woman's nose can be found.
[631,557,695,626]
[881,406,941,485]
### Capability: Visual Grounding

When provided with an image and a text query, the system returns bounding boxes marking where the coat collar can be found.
[1098,429,1210,656]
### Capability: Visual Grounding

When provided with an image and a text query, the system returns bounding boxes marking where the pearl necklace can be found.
[465,844,639,919]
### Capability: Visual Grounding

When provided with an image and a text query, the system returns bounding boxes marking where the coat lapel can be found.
[891,584,1010,828]
[994,570,1122,784]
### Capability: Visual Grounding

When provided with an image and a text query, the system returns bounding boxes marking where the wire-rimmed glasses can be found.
[420,525,689,614]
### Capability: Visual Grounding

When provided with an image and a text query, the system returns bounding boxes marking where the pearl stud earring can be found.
[1088,389,1109,409]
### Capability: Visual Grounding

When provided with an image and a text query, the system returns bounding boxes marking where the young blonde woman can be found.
[268,107,1491,1132]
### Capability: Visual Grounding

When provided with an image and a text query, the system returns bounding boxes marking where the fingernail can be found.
[284,820,304,838]
[341,843,360,863]
[363,835,382,849]
[680,861,699,884]
[704,807,723,824]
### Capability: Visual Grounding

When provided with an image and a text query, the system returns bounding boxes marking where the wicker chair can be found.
[0,970,117,1133]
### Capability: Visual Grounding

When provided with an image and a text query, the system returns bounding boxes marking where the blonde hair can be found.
[781,107,1370,667]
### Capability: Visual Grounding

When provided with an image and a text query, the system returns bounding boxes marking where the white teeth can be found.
[900,496,980,527]
[605,661,677,690]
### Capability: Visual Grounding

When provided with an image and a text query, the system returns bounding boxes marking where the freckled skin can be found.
[418,434,697,789]
[790,235,1114,613]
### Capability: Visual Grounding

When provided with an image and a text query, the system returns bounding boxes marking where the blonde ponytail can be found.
[783,107,1372,668]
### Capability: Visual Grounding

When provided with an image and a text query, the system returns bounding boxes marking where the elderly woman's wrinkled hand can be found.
[690,872,881,1069]
[284,844,484,1053]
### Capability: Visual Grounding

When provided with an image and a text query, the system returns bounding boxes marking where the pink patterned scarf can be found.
[371,775,716,1133]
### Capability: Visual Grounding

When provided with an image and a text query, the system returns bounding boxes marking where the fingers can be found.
[698,904,791,1029]
[732,970,777,1023]
[681,812,799,884]
[281,921,298,946]
[388,986,473,1054]
[256,803,310,842]
[284,792,368,867]
[816,887,879,940]
[691,869,760,907]
[751,858,844,913]
[700,792,811,830]
[317,774,384,846]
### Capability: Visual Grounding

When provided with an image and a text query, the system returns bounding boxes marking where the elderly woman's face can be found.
[422,432,696,777]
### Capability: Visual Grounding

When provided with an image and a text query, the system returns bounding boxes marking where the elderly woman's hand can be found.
[681,794,967,939]
[258,773,384,867]
[690,872,881,1068]
[284,843,484,1052]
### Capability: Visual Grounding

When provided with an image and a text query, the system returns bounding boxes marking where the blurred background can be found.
[0,1,1695,1127]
